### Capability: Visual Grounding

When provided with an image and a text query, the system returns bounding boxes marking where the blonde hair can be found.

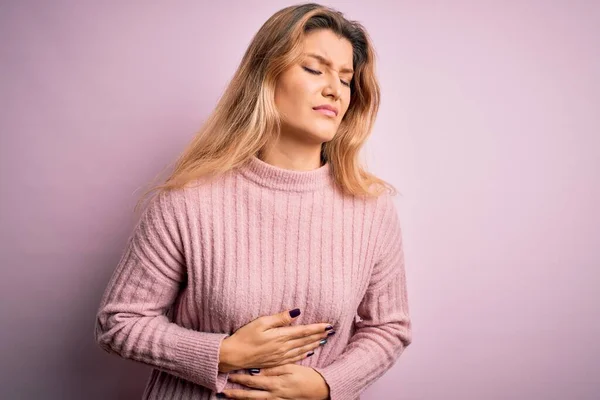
[135,2,396,214]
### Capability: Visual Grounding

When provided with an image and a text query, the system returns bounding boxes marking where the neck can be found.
[257,140,324,171]
[238,153,333,193]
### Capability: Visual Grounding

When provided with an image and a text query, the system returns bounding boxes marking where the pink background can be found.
[1,1,598,399]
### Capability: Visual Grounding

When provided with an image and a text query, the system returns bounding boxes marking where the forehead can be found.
[301,29,353,68]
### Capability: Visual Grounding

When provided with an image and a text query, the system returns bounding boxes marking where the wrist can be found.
[311,367,330,400]
[218,336,239,373]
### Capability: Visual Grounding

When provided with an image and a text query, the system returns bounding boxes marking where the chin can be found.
[289,125,337,144]
[309,126,338,140]
[308,131,336,143]
[321,132,337,142]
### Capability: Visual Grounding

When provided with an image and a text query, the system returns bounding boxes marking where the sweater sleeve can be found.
[94,190,230,393]
[312,194,413,400]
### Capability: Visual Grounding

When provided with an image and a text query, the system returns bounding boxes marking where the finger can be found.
[221,388,274,399]
[259,365,291,376]
[228,374,274,391]
[275,323,333,340]
[282,349,316,365]
[272,330,326,360]
[287,327,335,348]
[281,338,325,361]
[285,330,333,354]
[263,308,301,329]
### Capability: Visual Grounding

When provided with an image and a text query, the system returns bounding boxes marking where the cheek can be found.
[275,80,314,117]
[275,82,302,113]
[337,100,350,120]
[343,90,353,112]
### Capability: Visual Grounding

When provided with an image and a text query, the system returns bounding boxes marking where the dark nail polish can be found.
[289,308,301,318]
[307,350,315,357]
[327,330,336,336]
[324,325,334,331]
[249,368,261,375]
[319,339,328,345]
[216,393,227,398]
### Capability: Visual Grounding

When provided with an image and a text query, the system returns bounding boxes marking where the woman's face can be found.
[274,29,354,145]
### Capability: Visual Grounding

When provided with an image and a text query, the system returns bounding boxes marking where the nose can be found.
[323,74,342,100]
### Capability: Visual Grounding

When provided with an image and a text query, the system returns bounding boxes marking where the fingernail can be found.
[324,325,334,331]
[249,368,261,375]
[327,330,336,336]
[319,339,328,346]
[307,351,315,357]
[216,393,227,398]
[289,308,301,318]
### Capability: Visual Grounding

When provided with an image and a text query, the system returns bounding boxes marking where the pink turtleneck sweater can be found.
[94,155,412,400]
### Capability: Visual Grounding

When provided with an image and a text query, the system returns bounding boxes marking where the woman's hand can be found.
[219,364,330,399]
[219,308,335,372]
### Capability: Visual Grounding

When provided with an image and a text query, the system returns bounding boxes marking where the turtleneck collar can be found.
[238,155,334,192]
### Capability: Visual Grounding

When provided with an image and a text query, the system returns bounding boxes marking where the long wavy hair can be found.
[135,2,396,214]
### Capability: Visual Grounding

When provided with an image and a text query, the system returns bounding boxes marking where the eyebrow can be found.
[304,53,354,74]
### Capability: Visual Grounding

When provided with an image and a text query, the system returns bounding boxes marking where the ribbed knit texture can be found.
[94,155,412,400]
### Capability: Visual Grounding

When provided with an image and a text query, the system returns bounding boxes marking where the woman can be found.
[94,3,412,399]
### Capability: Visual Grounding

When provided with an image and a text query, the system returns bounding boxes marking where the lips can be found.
[313,105,338,117]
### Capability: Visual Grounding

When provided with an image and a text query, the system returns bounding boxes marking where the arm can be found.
[312,194,413,400]
[94,190,230,393]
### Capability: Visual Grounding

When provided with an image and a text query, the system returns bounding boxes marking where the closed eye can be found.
[303,66,351,88]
